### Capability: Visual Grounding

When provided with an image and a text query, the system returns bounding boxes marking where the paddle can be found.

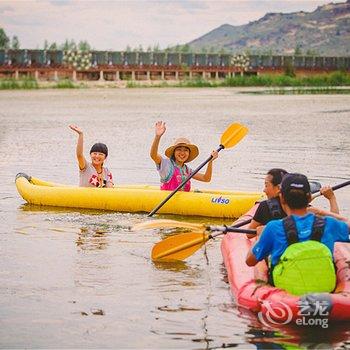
[311,180,350,199]
[132,217,252,232]
[309,180,321,194]
[151,225,256,261]
[148,123,248,217]
[147,179,350,261]
[137,182,340,231]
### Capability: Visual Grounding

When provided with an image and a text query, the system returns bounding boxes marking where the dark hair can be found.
[267,168,288,186]
[90,143,108,157]
[283,190,309,209]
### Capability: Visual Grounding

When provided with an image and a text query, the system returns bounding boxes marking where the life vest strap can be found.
[266,197,283,219]
[282,215,325,246]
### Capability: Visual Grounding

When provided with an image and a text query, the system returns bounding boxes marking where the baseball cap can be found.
[281,173,311,196]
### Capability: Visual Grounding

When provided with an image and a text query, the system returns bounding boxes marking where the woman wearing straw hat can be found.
[150,121,218,191]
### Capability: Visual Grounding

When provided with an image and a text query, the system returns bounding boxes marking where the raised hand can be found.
[211,150,219,160]
[320,185,339,214]
[320,185,335,200]
[155,121,166,137]
[69,124,83,135]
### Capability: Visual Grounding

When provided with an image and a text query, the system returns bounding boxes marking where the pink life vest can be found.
[160,161,191,192]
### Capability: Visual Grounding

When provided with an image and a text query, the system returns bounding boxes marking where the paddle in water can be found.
[151,225,256,261]
[147,179,350,261]
[133,217,252,232]
[148,123,248,217]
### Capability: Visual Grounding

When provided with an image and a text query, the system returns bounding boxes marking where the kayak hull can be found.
[15,173,264,218]
[221,204,350,322]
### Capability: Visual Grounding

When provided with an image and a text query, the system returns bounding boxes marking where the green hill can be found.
[187,0,350,56]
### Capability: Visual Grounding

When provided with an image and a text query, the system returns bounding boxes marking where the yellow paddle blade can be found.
[151,231,210,261]
[220,123,248,149]
[132,219,205,231]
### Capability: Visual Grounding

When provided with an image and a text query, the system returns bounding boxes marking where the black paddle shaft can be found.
[208,225,256,234]
[332,180,350,191]
[313,179,350,198]
[148,145,224,217]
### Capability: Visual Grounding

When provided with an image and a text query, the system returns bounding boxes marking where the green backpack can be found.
[272,216,336,296]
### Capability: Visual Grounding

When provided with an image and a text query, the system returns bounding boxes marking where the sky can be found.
[0,0,345,50]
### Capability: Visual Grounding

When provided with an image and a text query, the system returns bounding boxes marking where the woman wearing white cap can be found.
[150,121,218,191]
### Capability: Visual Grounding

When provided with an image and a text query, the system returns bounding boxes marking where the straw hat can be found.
[165,138,199,163]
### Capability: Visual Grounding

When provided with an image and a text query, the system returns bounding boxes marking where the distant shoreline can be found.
[1,72,350,94]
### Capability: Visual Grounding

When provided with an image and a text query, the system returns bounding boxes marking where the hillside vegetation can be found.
[187,1,350,55]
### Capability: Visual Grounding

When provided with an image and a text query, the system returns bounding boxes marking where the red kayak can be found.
[221,204,350,325]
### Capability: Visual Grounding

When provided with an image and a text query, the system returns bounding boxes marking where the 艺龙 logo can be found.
[257,299,329,328]
[258,300,293,327]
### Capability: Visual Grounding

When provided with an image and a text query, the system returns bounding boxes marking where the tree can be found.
[61,39,71,50]
[306,49,318,56]
[284,60,295,77]
[69,39,77,50]
[0,28,10,49]
[43,40,49,50]
[179,44,189,53]
[11,35,20,49]
[294,44,302,56]
[60,39,77,51]
[153,43,160,52]
[49,42,58,50]
[78,40,91,51]
[262,48,273,56]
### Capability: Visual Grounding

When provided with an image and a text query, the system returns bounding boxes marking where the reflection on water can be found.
[76,227,109,251]
[246,322,350,349]
[153,260,190,272]
[1,89,350,348]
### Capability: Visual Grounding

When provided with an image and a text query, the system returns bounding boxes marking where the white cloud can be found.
[0,0,345,49]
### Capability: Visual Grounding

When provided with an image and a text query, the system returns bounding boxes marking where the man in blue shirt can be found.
[246,173,350,269]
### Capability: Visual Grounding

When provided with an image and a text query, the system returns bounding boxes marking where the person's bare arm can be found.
[69,125,86,170]
[320,185,339,214]
[246,248,259,266]
[247,219,263,239]
[150,121,166,165]
[192,150,218,182]
[307,206,349,227]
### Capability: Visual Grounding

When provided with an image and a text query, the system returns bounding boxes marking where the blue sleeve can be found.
[326,216,350,242]
[252,221,276,261]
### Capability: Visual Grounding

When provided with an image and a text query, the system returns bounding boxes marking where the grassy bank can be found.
[243,87,350,95]
[172,71,350,88]
[222,71,350,87]
[0,78,81,90]
[54,79,80,89]
[126,71,350,90]
[0,77,39,90]
[1,71,349,92]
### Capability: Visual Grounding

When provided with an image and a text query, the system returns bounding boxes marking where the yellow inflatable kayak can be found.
[15,173,264,218]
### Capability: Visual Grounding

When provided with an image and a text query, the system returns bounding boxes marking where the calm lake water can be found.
[1,88,350,349]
